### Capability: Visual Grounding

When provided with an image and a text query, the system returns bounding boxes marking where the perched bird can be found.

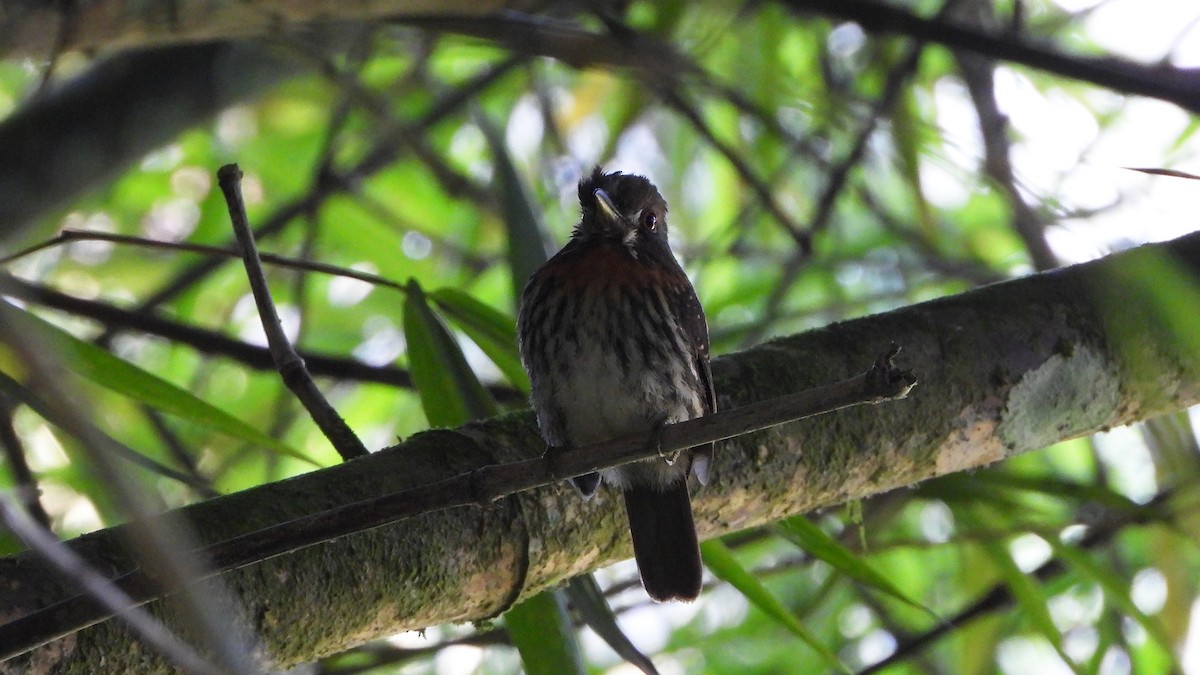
[517,167,715,602]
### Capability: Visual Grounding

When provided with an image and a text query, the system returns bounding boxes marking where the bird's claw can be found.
[647,417,680,465]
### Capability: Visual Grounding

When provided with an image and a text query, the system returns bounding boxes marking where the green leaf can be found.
[891,87,934,236]
[980,540,1078,670]
[700,539,850,673]
[505,590,586,675]
[402,279,497,426]
[1047,536,1177,663]
[476,111,549,304]
[566,575,658,675]
[959,509,1083,675]
[922,474,1054,517]
[981,473,1144,515]
[1098,248,1200,385]
[429,287,530,394]
[0,301,317,466]
[776,515,936,618]
[0,370,211,490]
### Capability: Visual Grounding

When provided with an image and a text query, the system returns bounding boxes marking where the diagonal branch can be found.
[219,164,369,461]
[2,230,1200,670]
[0,347,914,662]
[783,0,1200,114]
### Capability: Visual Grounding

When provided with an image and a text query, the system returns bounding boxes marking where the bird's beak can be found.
[593,188,624,227]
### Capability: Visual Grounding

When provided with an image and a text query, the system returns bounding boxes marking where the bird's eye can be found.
[642,212,658,231]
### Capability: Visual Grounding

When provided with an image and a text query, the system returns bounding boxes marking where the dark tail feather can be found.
[622,482,702,602]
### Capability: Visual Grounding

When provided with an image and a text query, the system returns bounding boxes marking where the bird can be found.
[517,166,715,602]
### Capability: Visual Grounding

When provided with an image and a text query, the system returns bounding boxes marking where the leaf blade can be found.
[700,539,850,673]
[0,301,317,466]
[402,280,497,426]
[429,287,530,394]
[776,515,936,618]
[505,590,586,675]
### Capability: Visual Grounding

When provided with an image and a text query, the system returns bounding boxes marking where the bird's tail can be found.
[622,481,702,602]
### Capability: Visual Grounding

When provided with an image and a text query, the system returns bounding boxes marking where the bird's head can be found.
[574,166,669,256]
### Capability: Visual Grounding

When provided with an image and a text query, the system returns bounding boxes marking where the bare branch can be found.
[784,0,1200,115]
[0,497,226,675]
[0,396,51,528]
[218,164,369,461]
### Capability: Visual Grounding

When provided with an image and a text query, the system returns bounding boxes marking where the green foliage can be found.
[775,515,933,617]
[402,278,497,426]
[504,591,586,675]
[2,1,1200,673]
[0,301,314,466]
[702,539,849,672]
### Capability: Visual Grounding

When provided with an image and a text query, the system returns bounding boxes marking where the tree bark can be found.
[3,232,1200,671]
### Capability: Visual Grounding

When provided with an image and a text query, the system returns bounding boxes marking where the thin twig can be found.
[955,35,1058,271]
[217,164,369,462]
[0,230,409,292]
[660,85,812,252]
[0,496,227,675]
[0,346,916,659]
[743,0,953,347]
[103,56,523,337]
[142,406,218,499]
[0,274,525,404]
[0,395,51,528]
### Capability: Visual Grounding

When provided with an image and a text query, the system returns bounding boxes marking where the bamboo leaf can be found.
[701,539,850,673]
[476,111,549,305]
[960,508,1083,675]
[429,287,530,394]
[776,515,936,618]
[402,279,497,426]
[0,370,211,490]
[0,301,316,466]
[505,590,586,675]
[566,575,658,675]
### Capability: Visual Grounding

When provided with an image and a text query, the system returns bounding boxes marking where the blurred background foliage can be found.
[1,0,1200,673]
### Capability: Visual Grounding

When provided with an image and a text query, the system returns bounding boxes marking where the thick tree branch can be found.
[0,346,914,663]
[3,231,1200,671]
[0,498,224,675]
